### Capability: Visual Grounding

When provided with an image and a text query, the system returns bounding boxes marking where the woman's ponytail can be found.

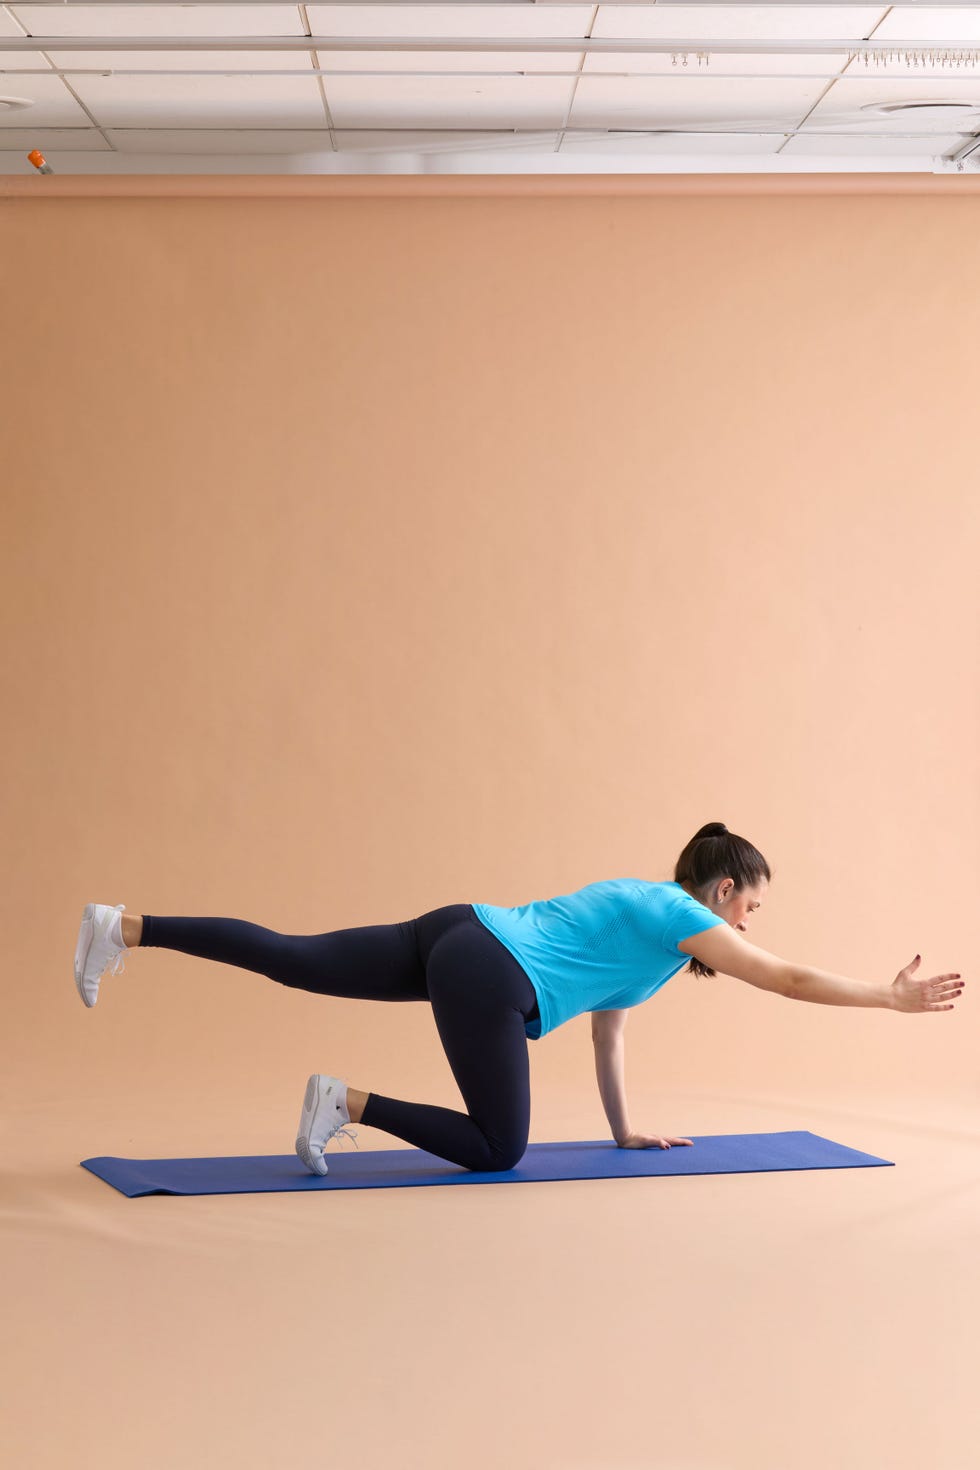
[673,823,771,979]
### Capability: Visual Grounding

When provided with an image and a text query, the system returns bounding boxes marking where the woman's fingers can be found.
[892,969,965,1013]
[924,975,964,1010]
[622,1134,695,1149]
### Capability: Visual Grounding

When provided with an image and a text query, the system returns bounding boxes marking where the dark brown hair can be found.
[673,822,772,979]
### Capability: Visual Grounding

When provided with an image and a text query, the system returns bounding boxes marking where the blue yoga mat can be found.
[80,1131,893,1198]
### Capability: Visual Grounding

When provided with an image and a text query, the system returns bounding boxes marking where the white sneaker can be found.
[74,903,128,1008]
[295,1074,359,1176]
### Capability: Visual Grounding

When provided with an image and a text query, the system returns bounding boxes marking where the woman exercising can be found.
[73,822,964,1176]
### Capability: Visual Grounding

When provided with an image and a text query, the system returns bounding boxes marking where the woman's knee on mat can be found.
[482,1134,528,1172]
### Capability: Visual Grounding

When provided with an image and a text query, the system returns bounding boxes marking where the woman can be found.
[72,822,964,1176]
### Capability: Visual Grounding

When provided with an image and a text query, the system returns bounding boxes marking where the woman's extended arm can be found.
[791,965,893,1007]
[794,954,964,1011]
[678,925,964,1015]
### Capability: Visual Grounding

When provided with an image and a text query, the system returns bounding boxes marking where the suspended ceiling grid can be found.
[3,1,980,175]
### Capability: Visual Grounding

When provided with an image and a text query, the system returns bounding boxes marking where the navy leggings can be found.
[139,903,540,1172]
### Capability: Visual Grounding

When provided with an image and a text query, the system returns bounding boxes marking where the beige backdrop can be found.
[3,178,978,1470]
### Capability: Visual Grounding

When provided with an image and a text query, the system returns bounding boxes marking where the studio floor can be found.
[3,1085,978,1470]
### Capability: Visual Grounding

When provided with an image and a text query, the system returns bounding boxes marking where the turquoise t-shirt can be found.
[471,879,727,1040]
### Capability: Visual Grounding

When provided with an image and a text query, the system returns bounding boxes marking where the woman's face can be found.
[710,878,768,934]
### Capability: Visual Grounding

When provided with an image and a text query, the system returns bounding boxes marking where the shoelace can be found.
[330,1126,360,1151]
[101,911,128,976]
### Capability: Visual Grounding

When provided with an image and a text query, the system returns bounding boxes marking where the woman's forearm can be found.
[791,965,894,1008]
[593,1036,632,1143]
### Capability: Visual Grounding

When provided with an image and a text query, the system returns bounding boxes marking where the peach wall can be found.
[3,178,978,1470]
[5,176,976,1101]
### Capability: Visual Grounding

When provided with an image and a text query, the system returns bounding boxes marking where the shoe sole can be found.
[295,1135,328,1176]
[74,904,97,1008]
[295,1074,330,1175]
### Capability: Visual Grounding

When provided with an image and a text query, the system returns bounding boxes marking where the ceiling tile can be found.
[0,72,90,123]
[306,5,594,39]
[64,67,327,127]
[592,5,887,42]
[0,125,109,149]
[8,5,309,37]
[322,72,575,128]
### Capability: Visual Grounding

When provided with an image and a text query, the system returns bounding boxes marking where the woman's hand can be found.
[617,1132,693,1150]
[890,955,964,1013]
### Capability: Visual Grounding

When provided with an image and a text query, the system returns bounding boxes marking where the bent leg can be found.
[361,917,535,1171]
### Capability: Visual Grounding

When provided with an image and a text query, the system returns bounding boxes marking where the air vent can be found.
[861,100,980,124]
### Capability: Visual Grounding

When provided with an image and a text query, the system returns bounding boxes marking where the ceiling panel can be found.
[569,73,835,129]
[105,125,337,148]
[0,71,90,124]
[591,5,888,40]
[558,128,781,153]
[320,71,577,127]
[804,73,980,130]
[0,126,111,148]
[316,47,575,73]
[8,4,310,37]
[330,125,562,149]
[305,4,595,39]
[582,50,852,75]
[874,5,980,40]
[10,49,326,128]
[782,128,968,153]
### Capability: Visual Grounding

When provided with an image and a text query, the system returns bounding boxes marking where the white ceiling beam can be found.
[10,65,980,84]
[6,36,980,53]
[8,1,980,6]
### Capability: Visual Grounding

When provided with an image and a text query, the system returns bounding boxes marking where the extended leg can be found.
[135,913,427,1001]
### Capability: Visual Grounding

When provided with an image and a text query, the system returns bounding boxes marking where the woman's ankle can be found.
[121,913,143,947]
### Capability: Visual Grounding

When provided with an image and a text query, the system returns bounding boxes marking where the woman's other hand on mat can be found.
[890,955,964,1014]
[617,1132,693,1150]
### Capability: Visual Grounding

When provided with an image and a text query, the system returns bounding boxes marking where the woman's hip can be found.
[414,904,539,1021]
